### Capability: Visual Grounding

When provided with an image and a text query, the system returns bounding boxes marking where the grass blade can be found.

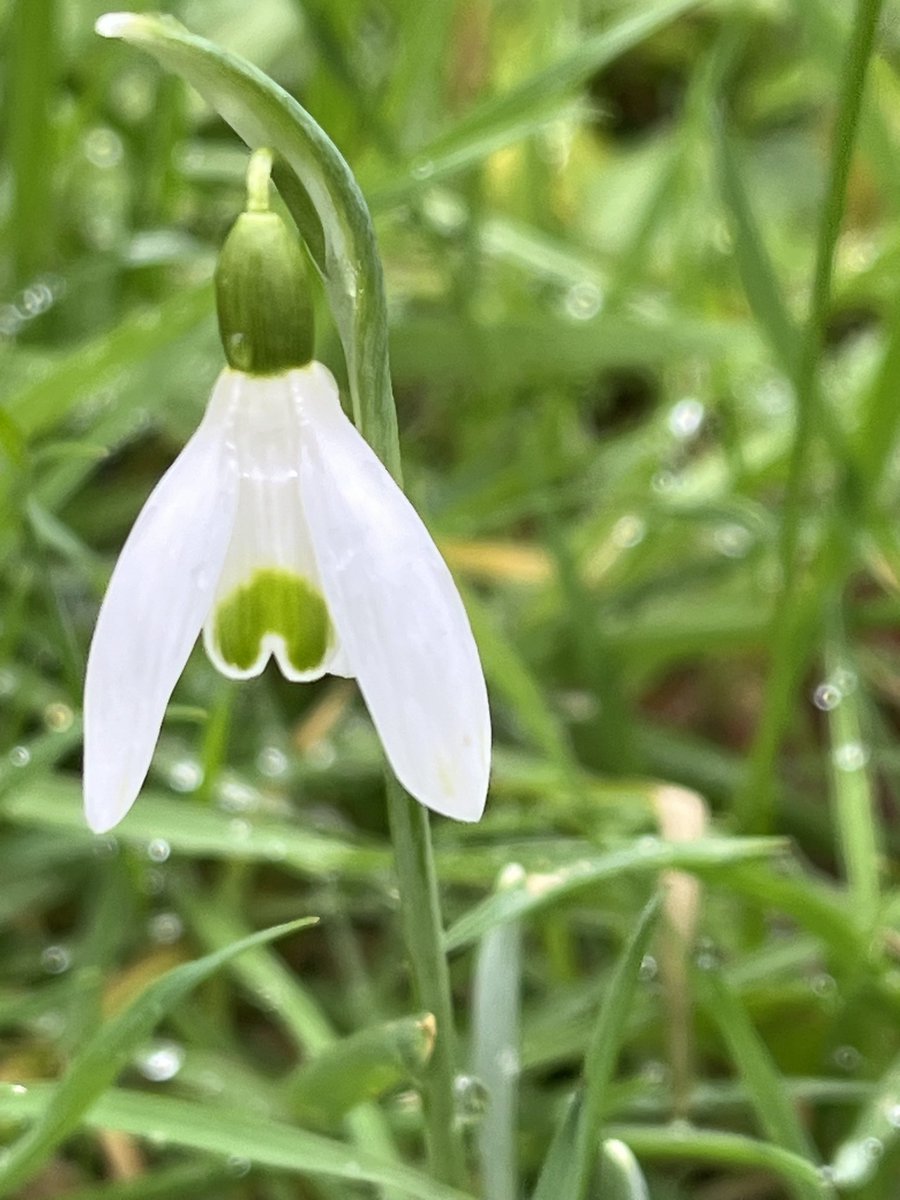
[0,919,315,1194]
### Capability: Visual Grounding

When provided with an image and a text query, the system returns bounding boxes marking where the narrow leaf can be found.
[0,919,314,1194]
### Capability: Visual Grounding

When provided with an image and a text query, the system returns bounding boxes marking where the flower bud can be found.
[214,150,314,375]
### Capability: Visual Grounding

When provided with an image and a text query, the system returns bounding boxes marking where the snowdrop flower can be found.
[83,153,490,833]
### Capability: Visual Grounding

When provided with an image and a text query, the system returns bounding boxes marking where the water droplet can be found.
[257,745,288,777]
[639,954,658,982]
[226,1155,251,1177]
[146,838,171,864]
[307,741,336,769]
[694,940,722,972]
[217,779,259,813]
[8,745,31,768]
[833,1044,862,1073]
[83,126,124,168]
[564,281,603,321]
[43,702,74,732]
[229,818,252,841]
[143,868,166,896]
[135,1039,184,1082]
[832,742,869,773]
[832,668,857,695]
[197,1069,225,1096]
[410,159,435,181]
[812,682,842,711]
[497,1046,519,1079]
[453,1074,489,1128]
[0,305,23,337]
[498,863,527,890]
[713,523,753,559]
[652,469,685,495]
[18,283,54,318]
[640,1060,667,1086]
[885,1101,900,1129]
[756,375,792,416]
[41,945,72,975]
[168,759,203,793]
[636,835,660,853]
[558,689,599,722]
[0,669,19,697]
[611,514,646,548]
[148,911,183,945]
[667,397,705,439]
[34,1011,64,1038]
[9,1083,27,1096]
[810,973,836,998]
[863,1137,883,1160]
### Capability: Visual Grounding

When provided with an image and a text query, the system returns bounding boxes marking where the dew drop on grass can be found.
[41,945,71,975]
[453,1074,489,1128]
[612,514,646,548]
[832,667,857,695]
[639,954,658,982]
[564,282,602,321]
[146,838,171,864]
[8,745,30,768]
[135,1040,185,1082]
[832,742,869,773]
[0,669,19,697]
[229,818,252,841]
[217,779,258,813]
[713,523,753,558]
[886,1102,900,1129]
[308,741,337,769]
[813,682,842,711]
[226,1155,251,1177]
[833,1045,862,1073]
[810,973,836,998]
[667,397,704,439]
[257,745,288,777]
[43,701,74,732]
[148,912,183,945]
[168,759,203,793]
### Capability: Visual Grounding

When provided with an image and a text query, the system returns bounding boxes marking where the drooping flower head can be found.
[83,151,490,832]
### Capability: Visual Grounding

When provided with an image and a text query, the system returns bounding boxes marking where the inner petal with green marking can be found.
[209,567,333,677]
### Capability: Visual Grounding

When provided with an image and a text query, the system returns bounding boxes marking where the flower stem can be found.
[246,146,274,212]
[385,778,466,1186]
[735,0,885,832]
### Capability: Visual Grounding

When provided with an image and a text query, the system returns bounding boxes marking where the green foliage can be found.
[3,1,900,1198]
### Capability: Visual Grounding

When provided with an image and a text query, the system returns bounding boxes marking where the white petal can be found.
[201,374,347,683]
[293,363,491,821]
[83,372,240,833]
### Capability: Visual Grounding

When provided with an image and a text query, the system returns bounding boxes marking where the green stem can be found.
[736,0,885,832]
[824,607,882,932]
[247,147,275,211]
[386,780,466,1186]
[8,0,56,287]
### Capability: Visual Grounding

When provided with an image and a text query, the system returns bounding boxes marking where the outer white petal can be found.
[201,374,348,683]
[293,363,491,821]
[83,372,240,833]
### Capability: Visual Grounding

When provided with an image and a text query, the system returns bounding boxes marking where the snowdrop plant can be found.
[83,150,490,834]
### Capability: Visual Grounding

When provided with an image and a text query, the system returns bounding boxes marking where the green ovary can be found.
[212,568,332,674]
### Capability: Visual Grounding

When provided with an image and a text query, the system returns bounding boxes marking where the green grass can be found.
[3,0,900,1197]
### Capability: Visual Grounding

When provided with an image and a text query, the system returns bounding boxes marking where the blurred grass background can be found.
[2,0,900,1196]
